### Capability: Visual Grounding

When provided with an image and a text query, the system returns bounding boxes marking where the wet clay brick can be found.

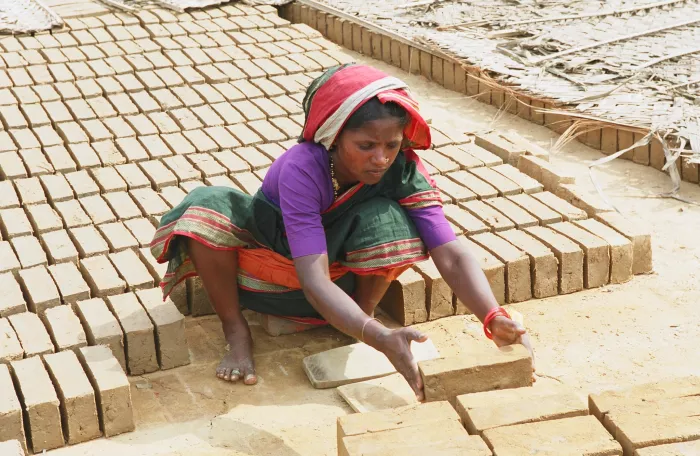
[43,350,100,445]
[497,230,558,299]
[507,193,562,225]
[109,249,154,291]
[532,191,587,222]
[447,170,498,200]
[461,200,515,232]
[47,261,90,305]
[594,212,652,275]
[136,288,190,370]
[0,273,26,317]
[484,197,538,229]
[556,183,612,217]
[378,268,427,326]
[80,255,126,297]
[8,312,54,357]
[518,155,575,192]
[550,222,610,288]
[106,293,158,375]
[18,266,61,315]
[74,298,126,371]
[10,356,63,453]
[482,415,621,456]
[575,219,633,284]
[0,318,23,363]
[419,345,532,404]
[525,226,584,294]
[471,232,531,303]
[455,385,587,435]
[413,258,454,321]
[0,364,25,452]
[469,166,522,196]
[77,345,135,437]
[458,236,505,306]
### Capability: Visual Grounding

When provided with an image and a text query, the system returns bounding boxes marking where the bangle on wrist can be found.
[361,318,383,343]
[483,307,511,340]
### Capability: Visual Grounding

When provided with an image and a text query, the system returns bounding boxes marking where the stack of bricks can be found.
[1,345,133,453]
[376,125,653,326]
[589,376,700,455]
[278,2,700,187]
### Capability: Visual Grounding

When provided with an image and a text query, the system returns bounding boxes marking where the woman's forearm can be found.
[431,240,499,322]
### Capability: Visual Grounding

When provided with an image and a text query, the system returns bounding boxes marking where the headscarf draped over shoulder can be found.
[298,64,431,151]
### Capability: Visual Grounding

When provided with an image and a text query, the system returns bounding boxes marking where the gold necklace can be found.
[329,154,340,199]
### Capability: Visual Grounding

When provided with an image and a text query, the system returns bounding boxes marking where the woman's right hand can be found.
[375,327,430,401]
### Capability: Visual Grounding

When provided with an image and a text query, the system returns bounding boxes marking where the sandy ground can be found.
[48,50,700,456]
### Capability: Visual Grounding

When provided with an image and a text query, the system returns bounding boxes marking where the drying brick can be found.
[413,258,454,321]
[69,226,110,258]
[471,232,531,303]
[10,356,63,453]
[447,170,499,200]
[550,222,610,288]
[39,174,74,203]
[90,167,128,193]
[594,212,652,275]
[0,318,24,363]
[109,249,154,291]
[80,195,117,225]
[15,177,47,205]
[378,268,427,326]
[0,364,25,452]
[458,236,506,306]
[532,191,588,222]
[74,298,126,371]
[418,345,532,404]
[507,193,562,225]
[0,241,21,276]
[42,305,87,353]
[48,262,91,305]
[556,183,612,217]
[484,197,538,229]
[0,181,19,209]
[0,208,33,239]
[77,345,135,437]
[12,236,48,269]
[136,288,190,370]
[0,273,26,317]
[55,200,92,228]
[105,292,158,375]
[18,266,61,314]
[497,230,558,299]
[518,154,575,193]
[575,219,633,284]
[65,170,100,198]
[442,203,489,235]
[461,199,515,232]
[43,351,101,444]
[26,204,63,234]
[525,226,584,294]
[469,166,522,196]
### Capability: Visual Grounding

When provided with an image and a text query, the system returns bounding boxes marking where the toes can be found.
[244,373,257,385]
[228,369,242,382]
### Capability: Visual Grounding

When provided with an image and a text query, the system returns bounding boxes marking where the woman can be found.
[151,64,533,400]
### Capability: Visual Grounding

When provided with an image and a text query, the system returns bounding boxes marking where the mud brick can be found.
[161,155,201,182]
[252,98,287,119]
[74,298,124,368]
[54,200,91,229]
[0,273,25,317]
[483,415,620,456]
[413,258,454,320]
[130,188,170,215]
[378,268,427,326]
[490,164,543,194]
[43,146,76,175]
[11,137,42,162]
[247,119,284,142]
[57,122,89,146]
[0,241,21,277]
[136,288,189,369]
[574,219,633,284]
[549,222,610,289]
[26,204,62,234]
[148,112,180,135]
[69,226,110,258]
[18,265,60,314]
[555,183,611,217]
[13,235,49,269]
[472,232,531,303]
[169,108,204,131]
[0,152,26,179]
[192,105,225,128]
[138,135,173,159]
[19,103,52,130]
[8,68,33,87]
[497,230,556,298]
[41,230,79,265]
[506,193,561,225]
[97,222,139,253]
[470,166,522,196]
[134,161,175,190]
[121,218,155,248]
[445,170,498,200]
[104,55,132,75]
[103,192,142,221]
[212,83,246,104]
[93,76,122,96]
[532,191,588,222]
[0,182,19,211]
[593,212,652,275]
[8,313,53,359]
[48,63,75,83]
[10,356,63,453]
[337,401,462,450]
[115,137,149,163]
[232,171,263,195]
[458,236,506,306]
[517,155,575,192]
[115,73,143,93]
[232,79,265,99]
[86,96,118,119]
[109,249,154,292]
[0,106,28,130]
[103,118,136,141]
[32,126,62,150]
[442,204,489,235]
[80,255,127,298]
[105,293,158,375]
[461,199,515,232]
[88,167,126,194]
[171,86,206,108]
[43,351,100,445]
[0,208,32,239]
[182,152,222,177]
[182,48,212,66]
[0,367,25,451]
[272,55,305,75]
[79,195,117,225]
[67,61,98,80]
[107,93,140,116]
[43,305,88,353]
[435,144,483,169]
[525,226,584,294]
[123,114,157,137]
[416,149,458,174]
[419,345,532,404]
[208,152,246,175]
[63,170,98,198]
[484,197,539,229]
[227,124,264,148]
[77,345,134,437]
[473,132,527,167]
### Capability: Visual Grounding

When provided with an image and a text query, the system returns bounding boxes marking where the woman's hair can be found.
[343,98,409,131]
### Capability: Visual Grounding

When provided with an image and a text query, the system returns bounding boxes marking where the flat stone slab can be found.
[303,339,440,389]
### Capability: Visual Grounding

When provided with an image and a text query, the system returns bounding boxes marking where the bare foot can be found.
[216,321,257,385]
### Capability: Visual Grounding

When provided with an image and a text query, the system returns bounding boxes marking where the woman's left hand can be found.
[489,316,536,376]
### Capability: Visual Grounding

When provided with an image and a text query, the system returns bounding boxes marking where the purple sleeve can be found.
[408,205,457,250]
[278,159,329,258]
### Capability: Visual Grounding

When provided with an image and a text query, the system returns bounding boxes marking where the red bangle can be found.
[483,307,511,340]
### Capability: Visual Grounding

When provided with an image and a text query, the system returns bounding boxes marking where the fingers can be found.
[402,327,429,343]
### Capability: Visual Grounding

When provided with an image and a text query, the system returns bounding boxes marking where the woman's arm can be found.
[430,240,534,361]
[294,254,430,399]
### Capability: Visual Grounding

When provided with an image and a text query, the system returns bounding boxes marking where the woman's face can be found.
[333,117,404,186]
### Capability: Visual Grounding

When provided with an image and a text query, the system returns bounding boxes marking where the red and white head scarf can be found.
[299,64,431,150]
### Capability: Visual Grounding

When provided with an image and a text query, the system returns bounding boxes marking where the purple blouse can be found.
[261,142,456,258]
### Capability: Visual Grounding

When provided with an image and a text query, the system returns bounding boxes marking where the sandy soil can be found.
[48,50,700,456]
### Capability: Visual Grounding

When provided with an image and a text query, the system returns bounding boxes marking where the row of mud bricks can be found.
[279,2,700,186]
[336,343,700,455]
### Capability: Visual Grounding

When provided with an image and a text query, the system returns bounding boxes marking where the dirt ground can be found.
[48,50,700,456]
